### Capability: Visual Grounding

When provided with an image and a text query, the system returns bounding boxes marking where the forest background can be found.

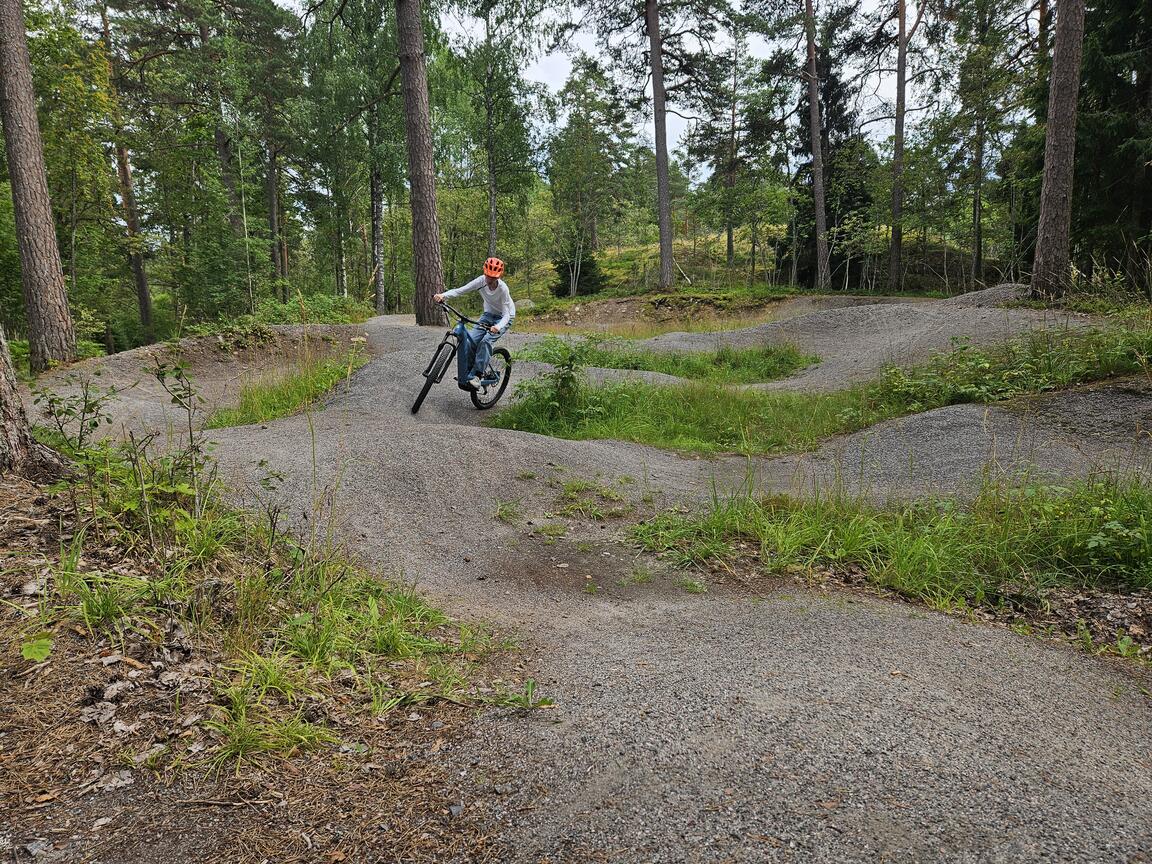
[1,0,1148,362]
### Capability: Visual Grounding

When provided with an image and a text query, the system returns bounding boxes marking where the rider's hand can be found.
[489,325,500,335]
[433,293,444,303]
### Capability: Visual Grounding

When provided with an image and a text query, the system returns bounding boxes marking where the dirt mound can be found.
[775,377,1152,500]
[641,299,1089,391]
[944,283,1030,307]
[25,323,371,435]
[19,313,1152,863]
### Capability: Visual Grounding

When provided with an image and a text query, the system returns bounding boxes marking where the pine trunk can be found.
[396,0,444,325]
[118,144,154,341]
[887,0,907,293]
[726,43,738,269]
[0,326,36,474]
[102,5,152,342]
[1031,0,1086,299]
[971,116,985,286]
[371,162,385,314]
[645,0,675,291]
[0,0,76,372]
[267,143,282,283]
[804,0,831,291]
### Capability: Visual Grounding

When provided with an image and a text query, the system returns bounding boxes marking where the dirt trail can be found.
[27,300,1152,862]
[643,291,1091,391]
[25,323,373,436]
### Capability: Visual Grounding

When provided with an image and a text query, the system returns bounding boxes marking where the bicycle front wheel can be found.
[470,348,512,410]
[412,343,454,414]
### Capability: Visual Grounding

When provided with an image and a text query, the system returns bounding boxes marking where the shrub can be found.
[551,254,609,298]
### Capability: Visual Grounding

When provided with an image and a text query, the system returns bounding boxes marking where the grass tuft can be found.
[635,475,1152,610]
[205,350,368,428]
[522,335,816,384]
[494,326,1152,457]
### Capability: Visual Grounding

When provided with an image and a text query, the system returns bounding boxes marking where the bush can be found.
[254,294,375,325]
[551,254,609,298]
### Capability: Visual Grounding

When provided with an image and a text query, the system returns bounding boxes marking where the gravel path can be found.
[43,301,1152,862]
[642,288,1091,391]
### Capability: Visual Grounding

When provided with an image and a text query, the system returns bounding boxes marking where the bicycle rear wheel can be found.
[412,343,454,414]
[470,348,512,410]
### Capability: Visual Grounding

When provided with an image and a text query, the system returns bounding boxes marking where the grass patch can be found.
[635,476,1152,612]
[493,326,1152,456]
[493,377,886,455]
[11,367,513,773]
[205,350,368,428]
[522,335,816,384]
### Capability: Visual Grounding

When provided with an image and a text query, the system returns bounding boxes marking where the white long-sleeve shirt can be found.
[443,276,516,330]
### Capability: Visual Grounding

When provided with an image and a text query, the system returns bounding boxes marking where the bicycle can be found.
[411,301,513,414]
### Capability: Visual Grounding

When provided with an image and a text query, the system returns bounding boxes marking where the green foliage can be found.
[551,254,609,298]
[22,366,499,766]
[522,335,816,384]
[21,634,54,662]
[857,328,1152,418]
[635,476,1152,609]
[494,377,879,456]
[204,350,368,428]
[497,324,1152,456]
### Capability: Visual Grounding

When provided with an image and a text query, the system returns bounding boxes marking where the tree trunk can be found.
[267,142,282,282]
[1031,0,1086,299]
[198,23,245,239]
[726,40,739,269]
[118,143,154,341]
[1038,0,1050,65]
[971,116,985,286]
[0,0,76,372]
[334,207,347,298]
[645,0,674,291]
[388,193,400,312]
[396,0,444,325]
[368,107,385,314]
[102,4,152,342]
[804,0,830,291]
[371,163,385,314]
[887,0,908,293]
[0,326,37,474]
[487,153,498,257]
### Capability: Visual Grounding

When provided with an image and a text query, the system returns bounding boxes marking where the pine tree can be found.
[0,0,77,372]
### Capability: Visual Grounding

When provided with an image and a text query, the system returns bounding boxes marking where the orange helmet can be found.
[483,257,505,278]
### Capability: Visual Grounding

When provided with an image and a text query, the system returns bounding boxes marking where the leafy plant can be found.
[20,634,53,662]
[491,678,554,710]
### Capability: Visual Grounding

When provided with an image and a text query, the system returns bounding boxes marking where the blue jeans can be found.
[457,313,511,386]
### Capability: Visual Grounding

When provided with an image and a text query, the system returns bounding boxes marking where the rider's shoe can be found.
[467,376,482,391]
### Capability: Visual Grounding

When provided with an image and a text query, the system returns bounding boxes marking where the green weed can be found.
[636,476,1152,610]
[521,335,816,384]
[495,499,523,524]
[205,350,368,428]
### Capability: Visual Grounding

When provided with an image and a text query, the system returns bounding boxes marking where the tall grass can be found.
[493,326,1152,457]
[205,350,368,428]
[492,379,887,455]
[635,475,1152,609]
[522,335,817,384]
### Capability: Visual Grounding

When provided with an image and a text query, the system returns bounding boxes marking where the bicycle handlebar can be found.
[438,300,484,327]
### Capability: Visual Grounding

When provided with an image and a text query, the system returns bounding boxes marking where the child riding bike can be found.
[433,257,516,391]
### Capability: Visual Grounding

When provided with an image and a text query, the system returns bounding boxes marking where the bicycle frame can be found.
[422,302,486,383]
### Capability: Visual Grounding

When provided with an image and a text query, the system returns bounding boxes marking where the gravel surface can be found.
[640,287,1090,391]
[23,324,372,435]
[772,378,1152,500]
[43,303,1152,862]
